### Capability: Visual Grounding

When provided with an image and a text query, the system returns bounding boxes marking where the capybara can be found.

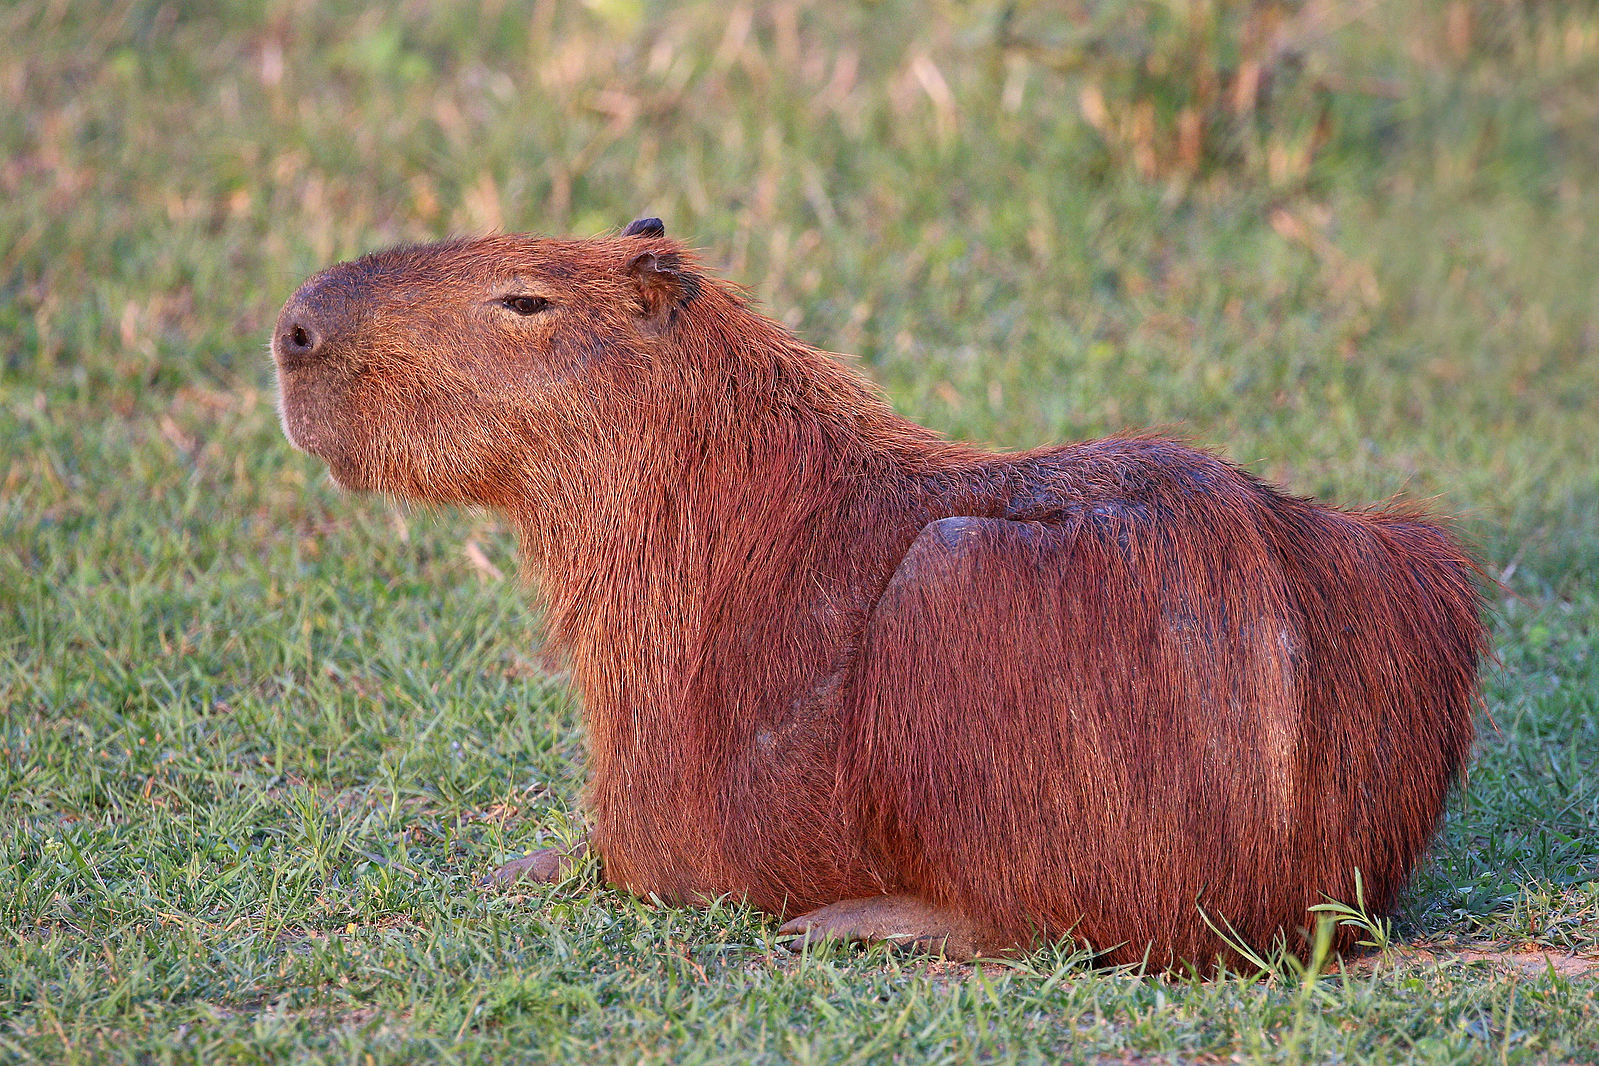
[271,218,1484,969]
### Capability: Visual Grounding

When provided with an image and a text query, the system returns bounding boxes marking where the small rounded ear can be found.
[627,250,695,321]
[623,217,665,238]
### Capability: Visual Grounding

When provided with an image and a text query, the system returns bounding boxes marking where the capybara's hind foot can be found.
[485,837,588,886]
[777,894,1005,961]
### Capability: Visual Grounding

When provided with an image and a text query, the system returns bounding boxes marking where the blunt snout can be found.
[275,314,322,364]
[273,270,364,370]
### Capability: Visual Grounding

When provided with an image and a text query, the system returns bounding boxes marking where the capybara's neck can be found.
[506,291,979,798]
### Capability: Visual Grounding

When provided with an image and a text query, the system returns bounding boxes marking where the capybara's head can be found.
[272,218,696,503]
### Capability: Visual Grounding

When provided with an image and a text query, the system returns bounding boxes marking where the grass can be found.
[3,0,1597,1061]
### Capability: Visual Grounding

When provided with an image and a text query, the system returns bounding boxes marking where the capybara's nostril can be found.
[278,317,321,363]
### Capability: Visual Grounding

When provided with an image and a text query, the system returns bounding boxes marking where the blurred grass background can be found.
[2,0,1597,1061]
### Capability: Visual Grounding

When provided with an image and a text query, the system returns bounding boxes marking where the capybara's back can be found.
[271,222,1485,969]
[840,438,1482,966]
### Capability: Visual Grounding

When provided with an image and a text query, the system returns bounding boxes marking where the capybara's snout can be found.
[274,305,323,367]
[271,262,386,473]
[273,268,366,371]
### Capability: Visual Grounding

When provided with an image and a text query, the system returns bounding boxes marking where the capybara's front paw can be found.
[485,837,588,886]
[777,894,1004,961]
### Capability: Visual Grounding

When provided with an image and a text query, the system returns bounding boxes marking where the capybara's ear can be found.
[627,250,690,321]
[622,217,665,238]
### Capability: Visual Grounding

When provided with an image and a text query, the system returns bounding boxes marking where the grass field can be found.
[3,0,1598,1061]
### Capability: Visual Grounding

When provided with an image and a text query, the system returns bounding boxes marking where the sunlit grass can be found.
[2,0,1597,1061]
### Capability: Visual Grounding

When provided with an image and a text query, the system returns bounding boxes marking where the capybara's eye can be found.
[502,295,550,316]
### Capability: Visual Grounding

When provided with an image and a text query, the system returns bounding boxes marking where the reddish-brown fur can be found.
[272,223,1484,969]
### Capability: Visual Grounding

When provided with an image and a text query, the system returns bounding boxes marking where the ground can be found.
[2,1,1597,1062]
